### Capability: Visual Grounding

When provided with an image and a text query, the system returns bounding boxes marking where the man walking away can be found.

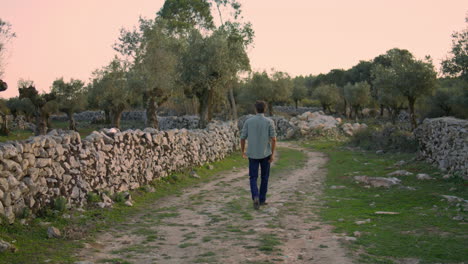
[240,101,277,210]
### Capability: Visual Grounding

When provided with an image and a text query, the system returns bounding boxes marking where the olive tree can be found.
[343,81,371,120]
[313,84,340,113]
[51,78,87,130]
[88,57,140,129]
[18,82,57,135]
[292,77,307,109]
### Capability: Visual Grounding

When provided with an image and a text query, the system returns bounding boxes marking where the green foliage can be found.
[6,97,35,119]
[424,78,468,119]
[312,84,340,113]
[87,57,141,128]
[53,196,68,213]
[113,192,126,203]
[240,71,292,115]
[51,78,87,130]
[371,48,437,128]
[158,0,215,33]
[18,81,57,135]
[441,18,468,81]
[344,81,371,118]
[87,192,101,203]
[349,124,418,153]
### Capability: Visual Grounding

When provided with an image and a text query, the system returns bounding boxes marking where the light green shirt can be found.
[240,114,277,159]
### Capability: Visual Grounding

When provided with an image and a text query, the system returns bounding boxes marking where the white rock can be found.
[416,173,432,180]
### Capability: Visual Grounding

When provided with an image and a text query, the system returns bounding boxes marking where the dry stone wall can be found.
[0,122,239,223]
[414,117,468,179]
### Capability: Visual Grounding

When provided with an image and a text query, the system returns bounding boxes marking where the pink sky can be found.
[1,0,466,98]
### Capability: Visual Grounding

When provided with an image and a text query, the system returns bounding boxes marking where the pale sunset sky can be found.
[0,0,466,98]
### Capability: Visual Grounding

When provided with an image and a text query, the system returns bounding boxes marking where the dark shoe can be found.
[253,197,260,210]
[260,202,268,206]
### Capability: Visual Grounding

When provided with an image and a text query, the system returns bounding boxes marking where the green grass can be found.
[0,150,246,264]
[304,140,468,264]
[0,129,34,142]
[257,233,282,253]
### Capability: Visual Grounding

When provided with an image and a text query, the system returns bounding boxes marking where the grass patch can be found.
[304,140,468,264]
[178,242,198,248]
[257,233,282,253]
[0,150,246,264]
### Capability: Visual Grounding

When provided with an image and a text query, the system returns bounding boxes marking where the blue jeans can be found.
[248,156,271,203]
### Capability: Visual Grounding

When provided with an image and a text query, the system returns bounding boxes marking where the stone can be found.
[124,200,133,207]
[36,158,52,168]
[353,231,362,237]
[355,219,371,225]
[5,206,14,224]
[330,185,346,189]
[375,211,400,215]
[47,226,61,238]
[207,164,214,170]
[441,195,465,203]
[387,170,413,177]
[0,239,16,253]
[344,236,357,241]
[189,170,200,179]
[416,173,432,180]
[354,176,401,188]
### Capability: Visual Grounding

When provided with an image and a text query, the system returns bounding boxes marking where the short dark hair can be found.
[255,100,266,113]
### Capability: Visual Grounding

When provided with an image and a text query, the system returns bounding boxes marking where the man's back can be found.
[241,114,276,159]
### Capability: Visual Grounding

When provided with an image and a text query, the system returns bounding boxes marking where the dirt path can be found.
[77,142,353,264]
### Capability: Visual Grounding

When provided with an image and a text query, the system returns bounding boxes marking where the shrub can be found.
[349,124,418,153]
[87,192,101,203]
[113,192,126,203]
[53,196,68,212]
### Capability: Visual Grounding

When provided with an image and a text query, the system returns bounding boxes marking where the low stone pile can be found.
[290,111,341,133]
[414,117,468,179]
[0,122,238,223]
[273,106,321,116]
[341,122,368,136]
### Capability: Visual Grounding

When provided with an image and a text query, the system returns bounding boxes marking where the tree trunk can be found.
[228,87,238,120]
[112,109,124,129]
[343,99,348,118]
[67,112,77,131]
[321,104,327,113]
[380,104,384,117]
[408,97,417,130]
[267,101,274,116]
[104,109,111,124]
[354,106,359,121]
[35,111,47,136]
[0,113,9,136]
[146,96,159,129]
[295,100,298,109]
[198,90,213,129]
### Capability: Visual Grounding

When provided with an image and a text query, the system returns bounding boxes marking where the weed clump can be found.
[53,196,68,212]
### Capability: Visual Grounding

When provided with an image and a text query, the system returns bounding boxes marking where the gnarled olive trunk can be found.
[267,101,274,116]
[112,108,124,129]
[198,90,214,129]
[146,96,159,129]
[0,113,9,136]
[35,112,48,136]
[66,112,77,131]
[228,87,237,120]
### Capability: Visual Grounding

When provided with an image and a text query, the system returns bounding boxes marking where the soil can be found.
[76,142,353,263]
